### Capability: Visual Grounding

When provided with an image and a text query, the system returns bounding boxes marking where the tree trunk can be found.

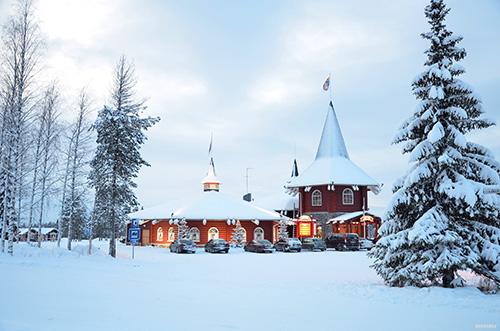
[442,269,455,288]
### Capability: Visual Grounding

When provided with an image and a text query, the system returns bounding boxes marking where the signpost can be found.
[129,219,141,259]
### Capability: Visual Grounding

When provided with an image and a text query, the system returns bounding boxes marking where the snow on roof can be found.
[286,102,380,191]
[172,191,284,221]
[17,227,57,234]
[128,201,180,220]
[326,209,384,224]
[128,192,285,221]
[255,191,298,212]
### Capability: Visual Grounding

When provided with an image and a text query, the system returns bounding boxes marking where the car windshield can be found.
[346,234,359,239]
[288,238,301,243]
[213,239,226,244]
[258,240,271,245]
[180,240,193,244]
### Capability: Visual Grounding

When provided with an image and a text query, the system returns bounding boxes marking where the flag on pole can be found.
[322,75,331,91]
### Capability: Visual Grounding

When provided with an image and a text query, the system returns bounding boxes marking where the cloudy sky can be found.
[1,0,499,210]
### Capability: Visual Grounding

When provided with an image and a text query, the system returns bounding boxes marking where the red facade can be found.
[299,185,368,215]
[131,219,276,246]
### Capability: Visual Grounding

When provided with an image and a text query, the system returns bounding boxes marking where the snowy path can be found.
[0,241,498,331]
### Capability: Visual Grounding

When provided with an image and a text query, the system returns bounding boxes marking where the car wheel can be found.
[298,249,301,252]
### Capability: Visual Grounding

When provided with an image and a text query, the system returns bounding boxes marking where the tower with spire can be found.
[202,157,221,192]
[286,101,381,239]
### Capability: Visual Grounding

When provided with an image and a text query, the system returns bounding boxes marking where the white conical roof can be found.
[201,157,220,184]
[315,101,349,159]
[286,101,380,191]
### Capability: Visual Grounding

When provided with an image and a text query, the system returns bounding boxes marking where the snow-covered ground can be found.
[1,240,498,331]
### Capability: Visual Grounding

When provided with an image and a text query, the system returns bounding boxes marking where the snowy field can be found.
[1,240,498,331]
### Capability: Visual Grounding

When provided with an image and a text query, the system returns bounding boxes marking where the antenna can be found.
[245,167,253,193]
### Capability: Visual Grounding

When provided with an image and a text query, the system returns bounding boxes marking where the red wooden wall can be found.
[300,185,368,214]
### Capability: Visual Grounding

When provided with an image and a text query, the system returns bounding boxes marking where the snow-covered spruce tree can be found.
[89,57,159,257]
[231,220,245,247]
[278,220,289,240]
[61,193,87,241]
[370,0,500,287]
[177,219,190,240]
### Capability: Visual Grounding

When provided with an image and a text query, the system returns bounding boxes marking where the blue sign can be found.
[131,219,139,228]
[129,228,141,244]
[84,227,92,238]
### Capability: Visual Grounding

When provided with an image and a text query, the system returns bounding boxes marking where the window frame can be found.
[189,227,200,242]
[342,188,354,205]
[311,189,322,207]
[208,227,219,240]
[167,227,176,242]
[157,227,164,242]
[253,227,264,241]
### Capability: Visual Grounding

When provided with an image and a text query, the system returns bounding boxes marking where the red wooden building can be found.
[285,101,382,239]
[128,157,286,246]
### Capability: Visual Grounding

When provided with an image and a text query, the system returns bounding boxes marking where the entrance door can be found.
[142,229,150,246]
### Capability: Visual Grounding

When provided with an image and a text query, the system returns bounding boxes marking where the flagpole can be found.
[329,72,333,102]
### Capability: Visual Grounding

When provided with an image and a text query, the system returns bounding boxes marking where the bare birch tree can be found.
[0,0,42,255]
[63,90,93,251]
[36,83,60,248]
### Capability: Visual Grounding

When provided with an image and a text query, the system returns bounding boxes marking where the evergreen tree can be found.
[370,0,500,287]
[231,220,245,247]
[89,57,159,257]
[61,193,87,240]
[177,219,190,240]
[278,220,288,240]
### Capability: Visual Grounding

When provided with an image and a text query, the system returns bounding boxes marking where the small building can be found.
[286,101,382,239]
[17,227,58,242]
[128,156,287,246]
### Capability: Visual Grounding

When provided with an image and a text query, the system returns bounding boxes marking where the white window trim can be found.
[167,227,175,242]
[208,227,219,240]
[342,188,354,205]
[190,227,200,242]
[311,189,322,207]
[254,227,264,241]
[157,227,164,242]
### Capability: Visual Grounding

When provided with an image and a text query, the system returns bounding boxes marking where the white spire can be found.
[202,157,221,191]
[315,101,349,160]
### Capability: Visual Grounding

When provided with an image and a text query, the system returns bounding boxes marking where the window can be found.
[208,227,219,240]
[311,189,322,206]
[254,227,264,241]
[342,188,354,205]
[157,227,164,242]
[190,227,200,242]
[241,228,247,243]
[168,227,175,242]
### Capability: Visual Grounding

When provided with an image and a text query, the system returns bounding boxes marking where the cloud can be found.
[37,0,118,46]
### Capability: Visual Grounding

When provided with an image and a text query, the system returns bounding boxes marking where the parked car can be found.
[205,239,229,253]
[170,239,197,254]
[325,233,360,251]
[301,238,326,251]
[360,238,374,250]
[274,238,302,252]
[244,240,274,253]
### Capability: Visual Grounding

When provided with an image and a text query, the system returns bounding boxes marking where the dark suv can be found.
[325,233,360,251]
